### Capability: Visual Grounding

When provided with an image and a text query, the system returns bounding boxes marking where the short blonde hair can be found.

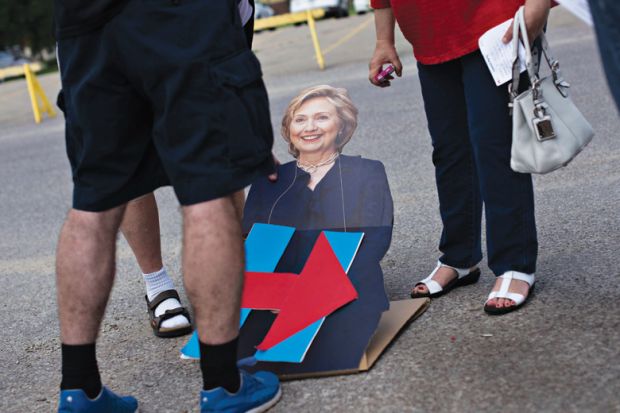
[281,85,358,158]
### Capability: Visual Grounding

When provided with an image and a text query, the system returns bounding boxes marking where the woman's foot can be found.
[412,266,458,295]
[411,262,480,298]
[485,279,530,309]
[484,271,535,315]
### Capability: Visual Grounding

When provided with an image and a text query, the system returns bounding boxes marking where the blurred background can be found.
[0,0,372,81]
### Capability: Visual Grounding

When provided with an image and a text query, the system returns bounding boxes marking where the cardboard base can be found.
[277,298,430,380]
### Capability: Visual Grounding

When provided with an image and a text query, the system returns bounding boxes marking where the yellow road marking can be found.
[323,16,374,55]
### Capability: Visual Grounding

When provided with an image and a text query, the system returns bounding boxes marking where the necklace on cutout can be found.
[296,152,339,174]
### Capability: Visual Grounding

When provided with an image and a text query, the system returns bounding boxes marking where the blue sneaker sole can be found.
[246,387,281,413]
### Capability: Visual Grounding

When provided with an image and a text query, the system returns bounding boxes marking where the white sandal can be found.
[484,271,535,315]
[411,261,481,298]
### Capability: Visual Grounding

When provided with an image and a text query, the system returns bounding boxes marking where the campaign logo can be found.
[181,223,363,363]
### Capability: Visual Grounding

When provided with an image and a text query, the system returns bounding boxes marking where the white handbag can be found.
[509,6,594,174]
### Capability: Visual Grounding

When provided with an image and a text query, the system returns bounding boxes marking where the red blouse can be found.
[370,0,526,65]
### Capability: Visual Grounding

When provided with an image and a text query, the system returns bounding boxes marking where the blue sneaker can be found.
[58,387,138,412]
[200,370,281,413]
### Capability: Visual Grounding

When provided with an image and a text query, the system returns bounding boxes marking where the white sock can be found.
[143,267,189,330]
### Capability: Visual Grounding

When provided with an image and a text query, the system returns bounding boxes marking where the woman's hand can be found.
[268,152,280,182]
[368,7,402,87]
[369,40,403,87]
[502,0,551,45]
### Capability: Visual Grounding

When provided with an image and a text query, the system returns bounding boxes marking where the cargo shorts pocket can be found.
[210,49,273,168]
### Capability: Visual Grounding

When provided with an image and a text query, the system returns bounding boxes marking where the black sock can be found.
[200,337,240,393]
[60,343,102,399]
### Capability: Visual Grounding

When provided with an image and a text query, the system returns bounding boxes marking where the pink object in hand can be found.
[374,64,395,83]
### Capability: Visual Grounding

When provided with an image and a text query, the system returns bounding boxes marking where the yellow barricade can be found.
[23,64,56,124]
[0,62,43,82]
[305,10,325,70]
[254,9,325,31]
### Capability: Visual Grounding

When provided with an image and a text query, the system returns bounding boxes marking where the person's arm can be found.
[368,6,403,87]
[502,0,552,44]
[268,152,280,182]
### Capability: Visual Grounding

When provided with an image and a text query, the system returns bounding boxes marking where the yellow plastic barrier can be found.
[23,64,56,124]
[253,9,325,31]
[306,10,325,70]
[0,61,43,81]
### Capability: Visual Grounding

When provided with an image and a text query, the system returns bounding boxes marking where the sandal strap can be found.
[416,279,443,295]
[499,271,535,287]
[418,263,440,284]
[146,289,181,312]
[437,261,473,279]
[417,261,476,293]
[486,271,535,304]
[155,307,190,325]
[486,291,526,306]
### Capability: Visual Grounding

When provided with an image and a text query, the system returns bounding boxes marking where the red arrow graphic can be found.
[241,232,358,350]
[241,272,297,310]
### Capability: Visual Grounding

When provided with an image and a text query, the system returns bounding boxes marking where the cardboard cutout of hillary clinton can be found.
[238,85,395,376]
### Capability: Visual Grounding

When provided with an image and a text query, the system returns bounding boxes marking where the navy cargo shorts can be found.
[57,0,274,211]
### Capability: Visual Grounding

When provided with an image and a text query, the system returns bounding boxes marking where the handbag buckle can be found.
[533,106,555,141]
[532,114,556,142]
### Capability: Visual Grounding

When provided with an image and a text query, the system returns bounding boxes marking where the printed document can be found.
[479,19,526,86]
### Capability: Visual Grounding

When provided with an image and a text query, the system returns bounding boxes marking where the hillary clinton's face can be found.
[289,97,341,162]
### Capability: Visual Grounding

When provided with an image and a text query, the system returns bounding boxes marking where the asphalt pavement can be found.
[0,8,619,413]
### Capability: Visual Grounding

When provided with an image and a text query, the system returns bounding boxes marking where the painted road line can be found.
[323,16,374,55]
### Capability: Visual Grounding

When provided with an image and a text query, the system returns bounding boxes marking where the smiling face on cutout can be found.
[289,97,341,163]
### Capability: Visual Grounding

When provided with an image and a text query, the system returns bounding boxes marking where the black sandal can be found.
[145,290,192,338]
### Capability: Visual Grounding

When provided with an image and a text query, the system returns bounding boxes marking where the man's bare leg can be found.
[183,194,243,392]
[231,190,245,222]
[57,206,126,344]
[120,193,163,273]
[183,194,242,343]
[120,193,190,335]
[56,206,125,398]
[120,190,245,272]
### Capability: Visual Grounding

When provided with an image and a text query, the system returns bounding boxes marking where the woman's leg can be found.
[461,51,538,309]
[414,60,483,293]
[589,0,620,110]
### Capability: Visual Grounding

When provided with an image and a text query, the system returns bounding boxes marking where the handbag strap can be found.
[511,7,534,92]
[509,6,569,105]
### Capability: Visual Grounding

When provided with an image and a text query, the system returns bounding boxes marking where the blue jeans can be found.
[417,51,538,276]
[589,0,620,111]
